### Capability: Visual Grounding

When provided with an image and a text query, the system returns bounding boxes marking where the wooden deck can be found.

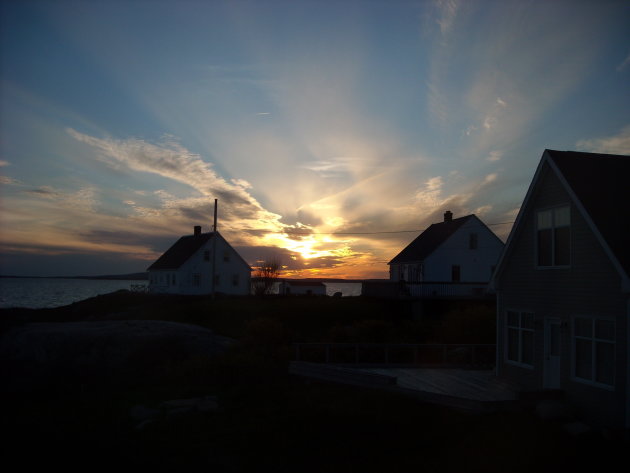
[289,362,521,412]
[360,368,518,402]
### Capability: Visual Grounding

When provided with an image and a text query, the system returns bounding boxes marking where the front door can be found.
[543,318,561,389]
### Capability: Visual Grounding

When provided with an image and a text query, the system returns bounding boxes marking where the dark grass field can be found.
[2,291,628,471]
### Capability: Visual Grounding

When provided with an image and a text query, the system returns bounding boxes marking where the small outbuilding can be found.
[148,226,251,296]
[279,280,326,296]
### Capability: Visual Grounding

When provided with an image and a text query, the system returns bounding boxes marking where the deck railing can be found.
[403,281,490,297]
[292,342,496,368]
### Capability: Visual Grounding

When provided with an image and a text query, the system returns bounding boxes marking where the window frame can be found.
[535,204,571,269]
[505,309,535,369]
[572,316,615,390]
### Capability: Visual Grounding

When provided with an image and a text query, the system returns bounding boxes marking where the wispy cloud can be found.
[616,53,630,71]
[576,125,630,155]
[67,128,286,234]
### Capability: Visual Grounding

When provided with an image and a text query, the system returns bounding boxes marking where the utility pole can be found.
[211,198,217,298]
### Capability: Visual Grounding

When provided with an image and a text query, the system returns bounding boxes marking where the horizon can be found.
[1,1,629,278]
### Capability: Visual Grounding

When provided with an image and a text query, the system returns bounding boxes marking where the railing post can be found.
[471,346,476,366]
[442,345,447,364]
[295,344,300,361]
[413,346,418,365]
[325,344,331,363]
[384,345,389,364]
[355,344,360,364]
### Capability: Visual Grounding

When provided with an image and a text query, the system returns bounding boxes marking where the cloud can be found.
[575,125,630,155]
[486,150,503,162]
[617,53,630,71]
[0,176,19,185]
[0,160,10,167]
[67,128,286,234]
[435,0,460,36]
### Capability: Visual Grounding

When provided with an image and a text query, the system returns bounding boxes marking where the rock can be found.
[130,404,160,421]
[563,421,592,437]
[536,400,575,421]
[0,320,234,393]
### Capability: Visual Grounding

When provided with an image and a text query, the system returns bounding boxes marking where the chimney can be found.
[194,225,202,236]
[444,210,453,222]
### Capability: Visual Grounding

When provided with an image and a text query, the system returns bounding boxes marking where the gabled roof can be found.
[547,150,630,277]
[388,215,474,265]
[148,232,214,270]
[492,149,630,290]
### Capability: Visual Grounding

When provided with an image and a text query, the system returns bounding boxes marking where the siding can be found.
[497,162,627,428]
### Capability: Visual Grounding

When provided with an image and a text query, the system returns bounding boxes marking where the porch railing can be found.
[292,342,496,368]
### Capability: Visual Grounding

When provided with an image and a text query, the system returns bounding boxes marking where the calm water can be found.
[0,278,148,309]
[0,278,362,309]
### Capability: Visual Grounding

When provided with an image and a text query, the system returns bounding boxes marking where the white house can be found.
[148,226,251,296]
[388,211,504,297]
[279,280,327,296]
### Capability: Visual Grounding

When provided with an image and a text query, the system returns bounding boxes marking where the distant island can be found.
[0,272,149,280]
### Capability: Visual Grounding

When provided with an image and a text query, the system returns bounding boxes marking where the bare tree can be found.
[252,258,281,295]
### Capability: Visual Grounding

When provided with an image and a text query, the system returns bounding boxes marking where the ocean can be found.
[0,278,362,309]
[0,278,148,309]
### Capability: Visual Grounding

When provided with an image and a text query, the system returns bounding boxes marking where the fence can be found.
[292,342,496,368]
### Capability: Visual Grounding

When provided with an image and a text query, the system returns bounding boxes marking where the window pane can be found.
[537,210,552,229]
[507,311,519,327]
[575,339,592,380]
[554,226,570,265]
[555,206,570,226]
[469,233,478,249]
[537,229,552,266]
[595,320,615,341]
[507,328,519,361]
[575,318,592,337]
[522,331,534,366]
[451,265,461,282]
[595,342,614,385]
[521,313,534,329]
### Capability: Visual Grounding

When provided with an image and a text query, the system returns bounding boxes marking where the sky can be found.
[1,0,629,279]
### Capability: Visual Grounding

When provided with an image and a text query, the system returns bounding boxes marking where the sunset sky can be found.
[1,0,629,278]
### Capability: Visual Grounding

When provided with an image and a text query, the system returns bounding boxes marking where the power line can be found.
[253,220,514,236]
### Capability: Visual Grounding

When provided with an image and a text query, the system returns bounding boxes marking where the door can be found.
[543,318,561,389]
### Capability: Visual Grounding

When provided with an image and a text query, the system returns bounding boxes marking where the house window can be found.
[204,250,210,262]
[172,273,176,285]
[214,274,220,286]
[506,310,534,367]
[223,251,230,262]
[537,205,570,267]
[469,233,478,250]
[193,274,201,286]
[451,265,461,282]
[232,274,239,286]
[573,317,615,387]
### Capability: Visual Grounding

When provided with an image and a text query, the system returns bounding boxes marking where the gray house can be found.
[388,212,504,297]
[492,149,630,429]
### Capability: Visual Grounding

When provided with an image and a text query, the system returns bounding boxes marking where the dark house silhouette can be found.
[492,149,630,429]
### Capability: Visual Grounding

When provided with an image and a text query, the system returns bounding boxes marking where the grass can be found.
[2,292,627,471]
